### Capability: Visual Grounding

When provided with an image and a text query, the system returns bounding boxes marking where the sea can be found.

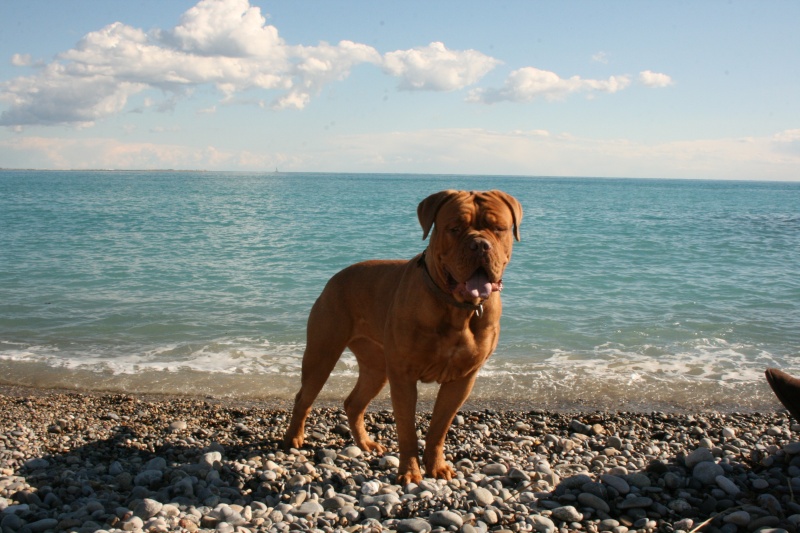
[1,170,799,412]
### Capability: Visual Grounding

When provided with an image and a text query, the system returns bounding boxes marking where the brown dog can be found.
[283,189,522,484]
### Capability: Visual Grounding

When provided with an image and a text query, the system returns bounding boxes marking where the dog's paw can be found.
[396,470,423,486]
[283,434,304,450]
[396,458,423,486]
[361,440,386,455]
[426,461,455,480]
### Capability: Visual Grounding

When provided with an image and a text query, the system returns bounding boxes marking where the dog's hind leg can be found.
[283,299,350,450]
[344,338,388,454]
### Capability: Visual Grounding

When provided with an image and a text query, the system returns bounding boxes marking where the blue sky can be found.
[1,0,798,180]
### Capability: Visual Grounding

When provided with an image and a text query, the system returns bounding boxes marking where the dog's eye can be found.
[493,226,508,234]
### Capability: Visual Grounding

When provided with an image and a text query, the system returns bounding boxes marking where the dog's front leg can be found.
[424,372,479,480]
[389,375,422,485]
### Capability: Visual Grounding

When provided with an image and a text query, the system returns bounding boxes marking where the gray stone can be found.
[608,436,624,450]
[551,505,583,522]
[617,496,653,509]
[429,510,463,528]
[722,510,750,526]
[715,475,740,496]
[200,451,222,469]
[144,457,167,471]
[623,473,651,488]
[1,513,24,531]
[134,498,163,519]
[578,492,610,513]
[169,420,188,431]
[340,506,359,522]
[108,461,125,476]
[783,442,800,454]
[530,515,556,533]
[509,467,531,481]
[342,446,362,458]
[291,501,324,516]
[322,496,345,510]
[133,469,162,487]
[28,518,59,532]
[570,419,593,434]
[121,516,144,531]
[693,461,724,484]
[601,474,630,495]
[685,447,715,469]
[216,522,235,533]
[397,517,432,532]
[482,463,508,476]
[363,505,382,520]
[23,458,50,470]
[380,455,400,468]
[758,493,783,516]
[468,487,495,506]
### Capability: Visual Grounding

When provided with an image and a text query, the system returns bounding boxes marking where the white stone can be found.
[468,487,494,506]
[551,505,583,522]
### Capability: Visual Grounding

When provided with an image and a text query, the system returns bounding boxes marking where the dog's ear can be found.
[489,190,523,241]
[417,190,460,240]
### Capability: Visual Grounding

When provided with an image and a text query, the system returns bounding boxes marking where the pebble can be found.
[715,474,741,496]
[600,473,630,494]
[482,462,508,476]
[578,491,611,513]
[398,517,433,532]
[468,487,495,506]
[684,446,714,468]
[723,510,751,526]
[1,390,799,533]
[551,505,583,522]
[693,460,724,484]
[429,509,463,528]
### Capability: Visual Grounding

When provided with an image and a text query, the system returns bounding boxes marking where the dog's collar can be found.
[417,250,484,317]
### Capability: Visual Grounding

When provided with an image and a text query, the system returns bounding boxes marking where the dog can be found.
[283,189,522,484]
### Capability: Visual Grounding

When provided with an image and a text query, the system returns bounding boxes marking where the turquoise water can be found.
[1,170,799,411]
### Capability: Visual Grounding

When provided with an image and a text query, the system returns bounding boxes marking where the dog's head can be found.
[418,189,522,305]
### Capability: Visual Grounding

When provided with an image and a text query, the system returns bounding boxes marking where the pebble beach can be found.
[1,387,799,533]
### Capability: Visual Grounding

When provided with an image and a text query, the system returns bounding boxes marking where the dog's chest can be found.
[420,327,494,384]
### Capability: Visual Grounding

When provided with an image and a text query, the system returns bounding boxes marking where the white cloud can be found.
[592,52,609,64]
[0,0,380,126]
[639,70,673,88]
[772,129,800,156]
[10,54,32,67]
[773,129,800,142]
[468,67,631,104]
[276,40,381,110]
[163,0,283,57]
[0,0,681,128]
[382,42,500,91]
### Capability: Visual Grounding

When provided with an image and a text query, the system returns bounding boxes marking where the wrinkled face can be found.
[429,191,518,304]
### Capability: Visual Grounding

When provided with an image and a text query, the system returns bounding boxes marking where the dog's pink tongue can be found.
[465,270,493,299]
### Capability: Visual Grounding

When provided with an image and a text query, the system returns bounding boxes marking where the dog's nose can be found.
[470,238,492,253]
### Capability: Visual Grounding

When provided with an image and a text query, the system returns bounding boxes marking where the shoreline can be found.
[2,385,799,532]
[0,371,785,415]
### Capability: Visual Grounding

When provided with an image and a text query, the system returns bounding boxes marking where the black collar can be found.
[417,250,484,317]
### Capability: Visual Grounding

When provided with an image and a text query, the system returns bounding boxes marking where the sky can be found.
[0,0,799,180]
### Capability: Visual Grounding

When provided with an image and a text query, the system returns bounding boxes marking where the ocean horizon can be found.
[1,170,798,412]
